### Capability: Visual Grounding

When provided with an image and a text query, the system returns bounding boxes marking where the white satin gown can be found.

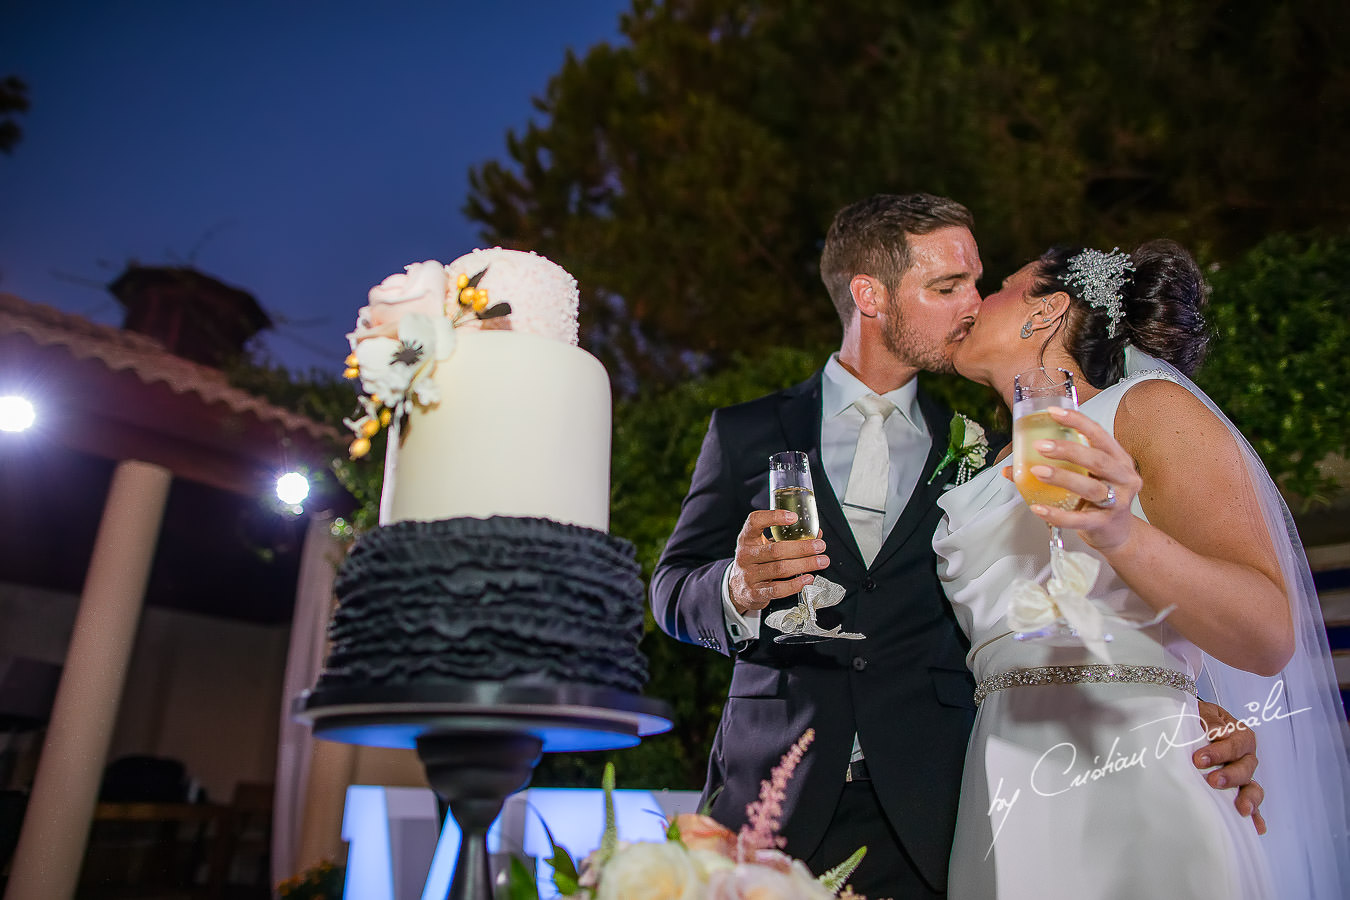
[932,373,1275,899]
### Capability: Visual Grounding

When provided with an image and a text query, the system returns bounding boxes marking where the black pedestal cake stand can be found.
[295,682,673,900]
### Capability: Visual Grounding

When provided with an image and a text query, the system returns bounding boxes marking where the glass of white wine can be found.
[768,451,839,643]
[768,451,820,542]
[1012,367,1089,639]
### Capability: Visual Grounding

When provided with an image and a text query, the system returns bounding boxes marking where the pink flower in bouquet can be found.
[747,849,795,873]
[674,813,738,859]
[350,260,448,343]
[739,730,814,860]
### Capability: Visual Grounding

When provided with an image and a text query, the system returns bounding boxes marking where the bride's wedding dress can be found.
[932,353,1350,899]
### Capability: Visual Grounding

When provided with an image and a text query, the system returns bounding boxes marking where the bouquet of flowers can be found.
[277,860,344,900]
[507,730,875,900]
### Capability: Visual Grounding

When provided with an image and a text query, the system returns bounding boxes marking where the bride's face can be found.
[952,262,1043,384]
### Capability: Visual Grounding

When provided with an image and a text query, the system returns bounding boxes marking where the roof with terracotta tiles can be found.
[0,292,337,443]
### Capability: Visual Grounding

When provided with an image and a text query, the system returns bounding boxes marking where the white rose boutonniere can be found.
[927,413,989,486]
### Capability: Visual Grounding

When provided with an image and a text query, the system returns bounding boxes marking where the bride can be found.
[933,240,1350,898]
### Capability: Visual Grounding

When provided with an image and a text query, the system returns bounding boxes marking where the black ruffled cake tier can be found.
[317,516,649,695]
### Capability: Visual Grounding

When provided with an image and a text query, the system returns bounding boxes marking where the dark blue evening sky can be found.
[0,0,632,372]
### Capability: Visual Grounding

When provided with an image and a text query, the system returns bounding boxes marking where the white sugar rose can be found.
[595,841,702,900]
[349,260,448,344]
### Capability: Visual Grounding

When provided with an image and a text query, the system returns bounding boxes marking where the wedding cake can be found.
[316,249,648,695]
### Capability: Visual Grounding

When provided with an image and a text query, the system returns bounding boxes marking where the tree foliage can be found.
[1199,231,1350,502]
[466,0,1350,383]
[0,75,29,155]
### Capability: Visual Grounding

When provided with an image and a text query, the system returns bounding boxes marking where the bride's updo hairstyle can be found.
[1031,239,1210,387]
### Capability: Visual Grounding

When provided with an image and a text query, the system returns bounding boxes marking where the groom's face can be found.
[877,226,983,374]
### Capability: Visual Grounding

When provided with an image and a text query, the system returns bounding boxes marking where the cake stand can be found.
[295,682,673,900]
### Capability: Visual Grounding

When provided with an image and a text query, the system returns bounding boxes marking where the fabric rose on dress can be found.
[349,260,448,345]
[674,813,738,859]
[593,841,701,900]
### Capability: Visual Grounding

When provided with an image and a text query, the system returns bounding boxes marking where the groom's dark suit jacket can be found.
[650,370,976,891]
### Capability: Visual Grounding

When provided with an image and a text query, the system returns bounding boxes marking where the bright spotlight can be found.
[276,471,310,506]
[0,395,36,433]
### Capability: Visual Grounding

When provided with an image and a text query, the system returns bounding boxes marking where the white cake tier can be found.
[379,329,612,531]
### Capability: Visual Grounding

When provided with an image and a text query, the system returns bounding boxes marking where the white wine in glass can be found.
[768,451,820,541]
[1012,367,1089,642]
[1013,368,1088,510]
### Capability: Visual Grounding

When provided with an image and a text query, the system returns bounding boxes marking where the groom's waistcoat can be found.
[651,371,976,890]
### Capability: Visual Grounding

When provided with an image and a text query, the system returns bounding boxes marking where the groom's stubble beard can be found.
[880,295,968,375]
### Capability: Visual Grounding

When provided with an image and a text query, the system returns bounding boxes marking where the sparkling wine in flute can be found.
[1012,408,1090,509]
[768,451,818,541]
[770,486,820,541]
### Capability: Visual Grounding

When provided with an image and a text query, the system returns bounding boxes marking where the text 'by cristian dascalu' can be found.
[983,679,1308,857]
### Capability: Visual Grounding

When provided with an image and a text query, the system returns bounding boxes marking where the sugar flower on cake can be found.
[342,260,509,458]
[352,260,449,340]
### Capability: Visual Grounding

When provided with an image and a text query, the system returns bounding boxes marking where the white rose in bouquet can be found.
[593,841,701,900]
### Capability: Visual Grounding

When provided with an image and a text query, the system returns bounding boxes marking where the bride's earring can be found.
[1020,319,1035,339]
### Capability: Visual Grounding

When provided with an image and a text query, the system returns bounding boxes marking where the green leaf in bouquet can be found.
[698,784,723,816]
[665,815,682,845]
[538,818,581,897]
[819,846,867,895]
[598,762,618,862]
[504,856,541,900]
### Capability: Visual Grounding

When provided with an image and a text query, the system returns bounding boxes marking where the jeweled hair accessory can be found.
[1063,247,1135,338]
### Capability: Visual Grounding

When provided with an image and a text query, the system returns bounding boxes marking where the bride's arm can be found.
[1022,379,1293,676]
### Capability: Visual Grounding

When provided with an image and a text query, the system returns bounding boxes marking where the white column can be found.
[272,513,341,885]
[4,460,172,900]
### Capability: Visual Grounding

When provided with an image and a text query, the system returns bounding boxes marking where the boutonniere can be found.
[928,413,989,485]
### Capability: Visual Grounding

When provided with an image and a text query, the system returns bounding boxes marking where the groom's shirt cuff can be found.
[721,562,761,642]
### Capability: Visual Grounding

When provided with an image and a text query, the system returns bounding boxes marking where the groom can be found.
[649,194,1263,897]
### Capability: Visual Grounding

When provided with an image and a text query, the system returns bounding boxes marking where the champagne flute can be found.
[768,451,826,641]
[1012,367,1089,639]
[768,451,820,542]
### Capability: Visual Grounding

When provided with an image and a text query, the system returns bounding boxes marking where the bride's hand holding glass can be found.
[1011,405,1144,551]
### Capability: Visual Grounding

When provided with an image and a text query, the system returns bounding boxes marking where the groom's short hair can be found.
[821,193,974,329]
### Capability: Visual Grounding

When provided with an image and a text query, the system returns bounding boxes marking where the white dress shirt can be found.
[722,354,932,641]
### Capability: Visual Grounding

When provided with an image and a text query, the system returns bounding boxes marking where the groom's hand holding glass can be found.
[728,451,829,618]
[727,508,830,616]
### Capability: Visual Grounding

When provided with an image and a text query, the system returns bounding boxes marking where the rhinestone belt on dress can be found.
[973,664,1198,706]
